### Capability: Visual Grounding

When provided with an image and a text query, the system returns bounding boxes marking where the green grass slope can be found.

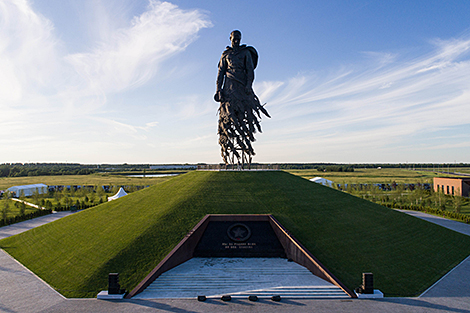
[1,171,470,298]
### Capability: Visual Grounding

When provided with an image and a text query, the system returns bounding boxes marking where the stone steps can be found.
[133,258,349,299]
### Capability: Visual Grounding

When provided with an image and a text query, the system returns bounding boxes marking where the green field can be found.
[0,173,178,225]
[287,168,470,216]
[0,173,177,190]
[1,171,470,298]
[287,168,462,184]
[1,167,466,189]
[454,167,470,174]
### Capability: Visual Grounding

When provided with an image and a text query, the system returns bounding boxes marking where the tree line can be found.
[2,162,469,178]
[317,165,354,172]
[0,163,95,177]
[0,163,196,177]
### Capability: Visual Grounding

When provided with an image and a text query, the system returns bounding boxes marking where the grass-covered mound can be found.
[1,171,470,298]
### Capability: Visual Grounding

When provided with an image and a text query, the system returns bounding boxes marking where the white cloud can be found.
[254,81,284,102]
[1,1,469,164]
[144,121,159,129]
[65,1,212,95]
[0,0,61,104]
[0,0,212,162]
[256,35,470,162]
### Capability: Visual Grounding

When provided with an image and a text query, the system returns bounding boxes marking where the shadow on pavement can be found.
[128,299,201,313]
[379,298,470,313]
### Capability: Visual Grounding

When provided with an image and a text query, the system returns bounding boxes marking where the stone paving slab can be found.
[419,254,470,298]
[0,210,77,312]
[0,249,64,313]
[39,297,470,313]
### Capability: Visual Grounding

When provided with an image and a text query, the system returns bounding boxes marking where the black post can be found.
[362,272,374,294]
[108,273,120,294]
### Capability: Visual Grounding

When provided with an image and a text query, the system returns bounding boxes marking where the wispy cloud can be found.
[1,1,469,164]
[0,0,211,162]
[0,0,61,104]
[65,1,211,94]
[255,35,470,162]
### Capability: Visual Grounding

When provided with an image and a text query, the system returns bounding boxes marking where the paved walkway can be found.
[32,297,470,313]
[0,211,78,240]
[398,209,470,236]
[1,210,470,312]
[0,211,78,312]
[0,249,64,313]
[11,198,46,210]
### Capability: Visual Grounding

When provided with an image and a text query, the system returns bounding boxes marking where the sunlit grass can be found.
[1,171,470,298]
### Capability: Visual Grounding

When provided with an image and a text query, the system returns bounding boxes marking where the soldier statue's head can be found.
[230,30,242,48]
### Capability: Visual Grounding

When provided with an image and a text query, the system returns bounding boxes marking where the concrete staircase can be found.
[133,258,349,299]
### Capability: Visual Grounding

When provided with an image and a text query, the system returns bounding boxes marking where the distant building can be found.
[7,183,48,197]
[433,177,470,197]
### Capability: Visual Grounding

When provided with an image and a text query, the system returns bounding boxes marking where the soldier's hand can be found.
[214,90,223,102]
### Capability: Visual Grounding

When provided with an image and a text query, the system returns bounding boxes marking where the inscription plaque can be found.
[194,221,285,257]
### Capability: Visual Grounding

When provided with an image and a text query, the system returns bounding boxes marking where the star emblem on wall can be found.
[227,223,252,242]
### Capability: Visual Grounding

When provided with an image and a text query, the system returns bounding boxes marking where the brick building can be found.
[433,177,470,197]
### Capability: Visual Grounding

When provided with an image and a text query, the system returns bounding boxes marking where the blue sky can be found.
[1,0,470,164]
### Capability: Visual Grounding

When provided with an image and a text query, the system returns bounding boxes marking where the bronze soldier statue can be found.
[215,30,270,167]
